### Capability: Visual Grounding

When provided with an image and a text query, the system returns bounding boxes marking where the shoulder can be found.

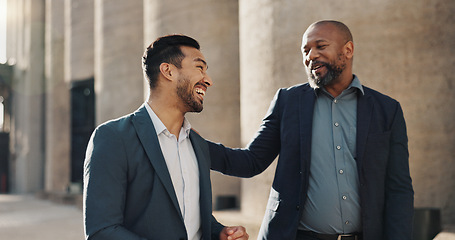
[273,83,312,102]
[92,112,136,140]
[362,85,400,106]
[189,129,207,146]
[189,129,210,158]
[361,86,405,122]
[280,83,311,94]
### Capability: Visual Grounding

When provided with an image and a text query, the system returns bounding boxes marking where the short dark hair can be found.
[142,34,200,89]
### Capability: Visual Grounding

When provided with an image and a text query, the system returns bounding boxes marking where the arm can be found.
[83,125,146,240]
[384,103,414,239]
[211,215,225,239]
[209,89,283,177]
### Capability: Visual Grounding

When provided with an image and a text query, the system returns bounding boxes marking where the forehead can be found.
[180,46,206,62]
[302,23,341,46]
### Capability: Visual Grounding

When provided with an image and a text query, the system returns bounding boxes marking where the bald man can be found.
[208,20,414,240]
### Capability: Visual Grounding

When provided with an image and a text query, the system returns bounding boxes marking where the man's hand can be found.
[220,226,249,240]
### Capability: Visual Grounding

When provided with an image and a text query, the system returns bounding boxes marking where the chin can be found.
[188,104,203,113]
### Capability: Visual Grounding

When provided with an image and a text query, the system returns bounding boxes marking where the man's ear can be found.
[159,62,176,81]
[344,41,354,59]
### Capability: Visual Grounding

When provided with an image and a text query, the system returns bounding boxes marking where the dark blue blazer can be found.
[84,105,224,240]
[209,83,414,240]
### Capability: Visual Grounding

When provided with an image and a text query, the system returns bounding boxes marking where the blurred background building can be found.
[0,0,454,238]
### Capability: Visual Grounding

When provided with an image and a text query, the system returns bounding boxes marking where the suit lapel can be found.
[189,130,211,240]
[299,86,316,177]
[356,90,373,165]
[131,106,183,221]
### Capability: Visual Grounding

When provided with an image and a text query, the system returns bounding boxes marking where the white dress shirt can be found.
[145,103,202,240]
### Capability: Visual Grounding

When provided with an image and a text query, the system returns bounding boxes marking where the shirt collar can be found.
[350,75,364,95]
[144,102,192,138]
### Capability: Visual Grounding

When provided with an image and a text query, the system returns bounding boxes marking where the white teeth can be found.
[196,88,205,96]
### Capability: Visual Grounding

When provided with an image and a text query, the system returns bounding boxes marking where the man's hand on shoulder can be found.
[220,226,249,240]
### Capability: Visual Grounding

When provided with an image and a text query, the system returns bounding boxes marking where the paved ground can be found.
[0,194,84,240]
[0,194,261,240]
[1,193,454,240]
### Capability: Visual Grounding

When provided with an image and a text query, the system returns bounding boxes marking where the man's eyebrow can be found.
[194,57,208,69]
[315,39,329,44]
[302,39,329,50]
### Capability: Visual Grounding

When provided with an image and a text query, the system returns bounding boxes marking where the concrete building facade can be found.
[2,0,455,236]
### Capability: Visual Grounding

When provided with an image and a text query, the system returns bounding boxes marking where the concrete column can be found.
[94,0,144,124]
[238,0,307,217]
[7,0,45,193]
[64,0,94,83]
[347,0,455,228]
[144,0,241,208]
[63,0,94,191]
[239,0,455,229]
[6,0,17,63]
[44,0,71,192]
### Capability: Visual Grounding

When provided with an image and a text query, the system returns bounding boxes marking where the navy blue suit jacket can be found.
[84,105,224,240]
[209,83,414,240]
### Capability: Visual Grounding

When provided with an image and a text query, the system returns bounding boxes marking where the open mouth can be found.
[195,87,206,100]
[311,63,326,75]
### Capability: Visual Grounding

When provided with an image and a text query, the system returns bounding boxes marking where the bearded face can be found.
[307,53,346,89]
[176,74,204,113]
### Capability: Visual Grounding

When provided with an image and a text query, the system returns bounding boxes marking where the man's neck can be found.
[147,98,185,139]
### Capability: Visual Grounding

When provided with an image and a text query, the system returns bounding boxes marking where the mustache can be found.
[309,60,329,70]
[195,82,208,88]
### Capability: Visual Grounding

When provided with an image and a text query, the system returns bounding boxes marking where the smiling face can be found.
[175,46,212,113]
[301,22,353,89]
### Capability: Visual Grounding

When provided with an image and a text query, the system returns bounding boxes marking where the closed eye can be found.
[302,48,309,55]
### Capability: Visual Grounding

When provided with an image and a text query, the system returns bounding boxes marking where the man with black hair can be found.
[84,34,248,240]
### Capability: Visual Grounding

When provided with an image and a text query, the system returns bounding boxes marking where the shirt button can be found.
[336,146,341,150]
[296,205,300,210]
[334,99,338,103]
[334,122,339,127]
[342,195,347,200]
[345,221,349,225]
[339,169,344,174]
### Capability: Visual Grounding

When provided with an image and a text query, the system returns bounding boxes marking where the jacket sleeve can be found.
[209,89,283,178]
[210,215,225,240]
[83,124,147,240]
[384,103,414,239]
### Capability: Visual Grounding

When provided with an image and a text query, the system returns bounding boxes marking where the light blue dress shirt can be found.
[145,103,202,240]
[300,76,364,234]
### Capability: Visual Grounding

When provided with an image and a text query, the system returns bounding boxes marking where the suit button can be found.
[296,205,300,210]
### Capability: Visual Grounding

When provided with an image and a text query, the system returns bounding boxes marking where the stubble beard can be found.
[176,76,203,113]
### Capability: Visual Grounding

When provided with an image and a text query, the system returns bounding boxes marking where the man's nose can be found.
[306,48,319,62]
[204,73,213,87]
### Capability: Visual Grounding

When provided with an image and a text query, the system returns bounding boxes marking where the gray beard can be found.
[308,67,336,89]
[308,57,345,89]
